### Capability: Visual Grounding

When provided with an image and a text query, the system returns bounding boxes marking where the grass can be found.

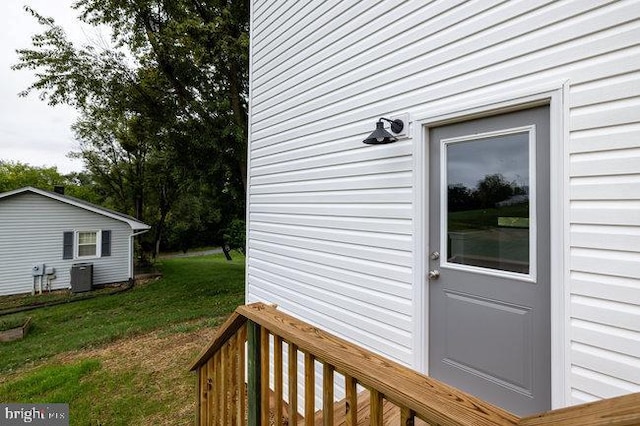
[0,253,244,374]
[447,204,530,272]
[0,358,170,425]
[0,359,101,402]
[0,315,29,332]
[0,253,245,425]
[448,203,528,231]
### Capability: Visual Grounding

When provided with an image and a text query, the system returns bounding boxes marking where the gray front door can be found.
[428,106,551,416]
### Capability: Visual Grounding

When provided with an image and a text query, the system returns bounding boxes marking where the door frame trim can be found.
[411,81,569,409]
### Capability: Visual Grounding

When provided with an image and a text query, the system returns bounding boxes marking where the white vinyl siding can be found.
[0,193,132,295]
[248,0,640,405]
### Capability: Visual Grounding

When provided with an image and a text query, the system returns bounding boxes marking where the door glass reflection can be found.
[446,132,530,274]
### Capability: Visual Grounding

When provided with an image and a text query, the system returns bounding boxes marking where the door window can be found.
[442,127,535,277]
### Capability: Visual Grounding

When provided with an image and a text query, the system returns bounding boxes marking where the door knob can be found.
[428,270,440,280]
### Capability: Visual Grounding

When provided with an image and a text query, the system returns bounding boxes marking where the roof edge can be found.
[0,187,151,230]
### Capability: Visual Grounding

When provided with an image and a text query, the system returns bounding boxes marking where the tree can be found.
[13,0,249,255]
[474,174,515,208]
[224,219,245,254]
[0,160,100,201]
[14,1,249,190]
[448,184,476,212]
[0,161,64,193]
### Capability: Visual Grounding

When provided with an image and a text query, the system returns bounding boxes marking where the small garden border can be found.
[0,317,32,342]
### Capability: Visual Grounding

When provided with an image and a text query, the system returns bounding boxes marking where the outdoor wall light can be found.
[363,117,405,144]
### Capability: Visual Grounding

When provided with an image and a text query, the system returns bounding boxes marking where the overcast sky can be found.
[0,1,93,174]
[447,132,530,190]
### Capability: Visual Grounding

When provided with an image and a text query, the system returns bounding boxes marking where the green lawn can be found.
[0,253,245,425]
[447,204,530,272]
[448,203,528,231]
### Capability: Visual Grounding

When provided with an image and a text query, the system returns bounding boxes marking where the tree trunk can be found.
[229,61,248,193]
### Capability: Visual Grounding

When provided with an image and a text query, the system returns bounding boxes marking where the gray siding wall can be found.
[248,0,640,407]
[0,193,132,295]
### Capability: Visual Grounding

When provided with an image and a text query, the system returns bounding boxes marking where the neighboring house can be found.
[246,1,640,417]
[0,187,150,296]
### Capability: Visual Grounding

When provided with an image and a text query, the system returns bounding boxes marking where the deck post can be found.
[248,320,261,426]
[195,366,201,425]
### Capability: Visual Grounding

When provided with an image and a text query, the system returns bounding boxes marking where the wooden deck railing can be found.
[190,303,640,425]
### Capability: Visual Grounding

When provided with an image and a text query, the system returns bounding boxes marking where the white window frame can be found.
[75,230,102,259]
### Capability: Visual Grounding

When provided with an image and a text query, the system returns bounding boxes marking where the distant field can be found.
[0,253,245,425]
[448,203,528,231]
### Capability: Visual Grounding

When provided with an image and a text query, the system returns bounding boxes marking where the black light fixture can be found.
[363,117,404,145]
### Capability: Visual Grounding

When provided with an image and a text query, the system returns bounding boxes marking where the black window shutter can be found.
[63,232,74,259]
[101,230,111,257]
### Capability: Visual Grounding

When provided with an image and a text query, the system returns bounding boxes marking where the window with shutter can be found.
[77,231,98,257]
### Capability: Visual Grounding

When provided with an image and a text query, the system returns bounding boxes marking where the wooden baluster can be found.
[274,336,284,426]
[288,343,298,426]
[195,366,201,425]
[344,375,357,426]
[199,359,211,424]
[214,350,222,425]
[304,352,315,426]
[207,355,216,424]
[222,340,233,425]
[222,342,229,425]
[370,389,383,425]
[200,363,205,425]
[199,364,206,425]
[261,328,270,426]
[229,338,237,426]
[322,363,334,426]
[247,321,261,426]
[238,325,247,426]
[401,407,415,426]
